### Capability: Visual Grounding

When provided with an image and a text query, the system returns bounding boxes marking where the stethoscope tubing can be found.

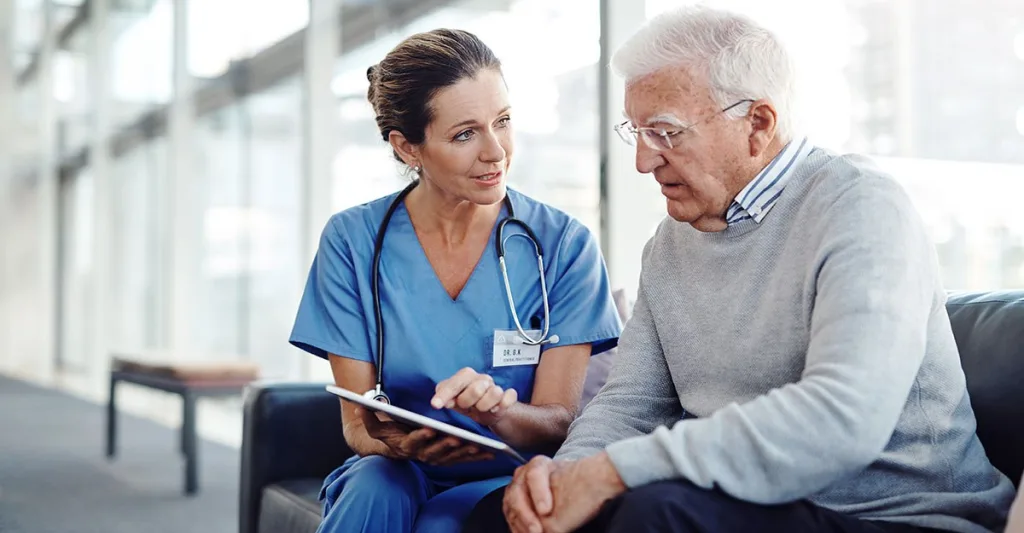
[368,181,553,403]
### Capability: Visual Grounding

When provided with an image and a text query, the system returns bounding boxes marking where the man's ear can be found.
[388,130,420,168]
[746,99,778,158]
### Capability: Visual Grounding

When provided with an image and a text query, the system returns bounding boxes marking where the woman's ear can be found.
[388,131,420,169]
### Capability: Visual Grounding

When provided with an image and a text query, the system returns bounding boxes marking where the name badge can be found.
[492,330,542,368]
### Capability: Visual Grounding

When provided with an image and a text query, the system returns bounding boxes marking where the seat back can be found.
[946,291,1024,487]
[580,289,633,411]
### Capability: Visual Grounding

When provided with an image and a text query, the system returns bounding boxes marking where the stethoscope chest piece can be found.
[362,384,390,405]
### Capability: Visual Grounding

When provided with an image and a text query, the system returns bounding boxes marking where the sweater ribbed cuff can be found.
[604,427,679,489]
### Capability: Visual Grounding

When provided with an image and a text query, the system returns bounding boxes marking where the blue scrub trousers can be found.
[316,455,512,533]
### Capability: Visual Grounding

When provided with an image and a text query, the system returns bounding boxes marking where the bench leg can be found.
[182,392,198,496]
[106,375,117,459]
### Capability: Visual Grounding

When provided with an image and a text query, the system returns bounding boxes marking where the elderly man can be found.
[463,6,1016,533]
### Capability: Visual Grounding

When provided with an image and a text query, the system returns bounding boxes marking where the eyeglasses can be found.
[614,99,754,151]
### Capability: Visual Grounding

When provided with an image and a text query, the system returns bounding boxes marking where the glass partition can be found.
[331,0,602,234]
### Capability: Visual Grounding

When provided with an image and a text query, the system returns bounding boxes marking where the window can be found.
[331,0,602,234]
[109,0,173,129]
[11,0,44,72]
[187,0,308,79]
[191,77,304,378]
[645,0,1024,290]
[109,140,166,352]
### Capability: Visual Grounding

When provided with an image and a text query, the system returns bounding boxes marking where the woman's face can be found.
[408,68,514,207]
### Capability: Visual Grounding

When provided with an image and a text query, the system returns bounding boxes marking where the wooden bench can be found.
[105,357,260,495]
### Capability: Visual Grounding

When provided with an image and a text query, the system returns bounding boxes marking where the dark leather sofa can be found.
[239,290,1024,533]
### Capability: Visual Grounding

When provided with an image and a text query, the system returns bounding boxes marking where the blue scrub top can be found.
[289,188,622,482]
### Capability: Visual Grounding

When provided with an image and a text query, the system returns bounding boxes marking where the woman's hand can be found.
[431,367,518,427]
[357,406,494,466]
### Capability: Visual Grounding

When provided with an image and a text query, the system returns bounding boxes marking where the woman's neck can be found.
[404,180,502,247]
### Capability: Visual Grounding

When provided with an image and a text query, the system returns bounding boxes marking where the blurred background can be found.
[0,0,1022,531]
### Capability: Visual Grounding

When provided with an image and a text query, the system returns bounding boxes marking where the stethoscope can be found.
[364,180,559,404]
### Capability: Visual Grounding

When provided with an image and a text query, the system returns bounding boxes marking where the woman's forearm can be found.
[488,402,575,453]
[343,422,392,458]
[346,405,572,457]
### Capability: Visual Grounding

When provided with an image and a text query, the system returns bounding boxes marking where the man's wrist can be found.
[587,451,627,498]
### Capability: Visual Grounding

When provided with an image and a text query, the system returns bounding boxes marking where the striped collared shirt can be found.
[725,136,813,225]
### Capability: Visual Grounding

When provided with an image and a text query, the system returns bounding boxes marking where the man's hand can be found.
[504,456,556,533]
[503,453,627,533]
[358,406,494,465]
[1007,474,1024,533]
[432,367,518,427]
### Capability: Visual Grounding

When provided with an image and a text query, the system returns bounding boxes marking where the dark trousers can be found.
[463,479,949,533]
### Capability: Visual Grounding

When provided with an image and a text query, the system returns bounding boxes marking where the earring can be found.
[413,165,421,173]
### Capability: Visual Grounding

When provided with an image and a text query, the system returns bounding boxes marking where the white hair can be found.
[612,5,796,142]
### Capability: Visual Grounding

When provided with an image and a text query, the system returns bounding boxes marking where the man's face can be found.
[623,67,754,231]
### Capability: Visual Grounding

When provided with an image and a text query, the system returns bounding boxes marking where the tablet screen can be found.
[326,385,527,464]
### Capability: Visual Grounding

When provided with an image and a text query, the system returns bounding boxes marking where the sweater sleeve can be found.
[555,243,683,462]
[605,177,937,504]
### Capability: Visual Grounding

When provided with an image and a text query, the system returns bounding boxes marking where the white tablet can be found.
[325,385,527,465]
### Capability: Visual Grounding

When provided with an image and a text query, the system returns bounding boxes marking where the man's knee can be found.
[463,487,509,533]
[606,480,731,532]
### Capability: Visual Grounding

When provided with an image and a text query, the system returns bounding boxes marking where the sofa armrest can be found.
[239,381,354,533]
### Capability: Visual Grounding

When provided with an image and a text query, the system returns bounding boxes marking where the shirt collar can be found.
[726,136,812,225]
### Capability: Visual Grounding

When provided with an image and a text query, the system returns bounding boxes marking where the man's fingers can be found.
[503,481,524,533]
[526,458,554,515]
[504,479,542,533]
[431,367,478,409]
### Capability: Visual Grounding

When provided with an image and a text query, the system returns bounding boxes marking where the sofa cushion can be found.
[257,479,323,533]
[946,291,1024,487]
[580,289,634,411]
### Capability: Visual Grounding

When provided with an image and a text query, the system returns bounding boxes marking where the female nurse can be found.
[288,28,622,533]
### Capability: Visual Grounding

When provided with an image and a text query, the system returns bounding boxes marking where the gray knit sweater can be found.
[556,149,1016,532]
